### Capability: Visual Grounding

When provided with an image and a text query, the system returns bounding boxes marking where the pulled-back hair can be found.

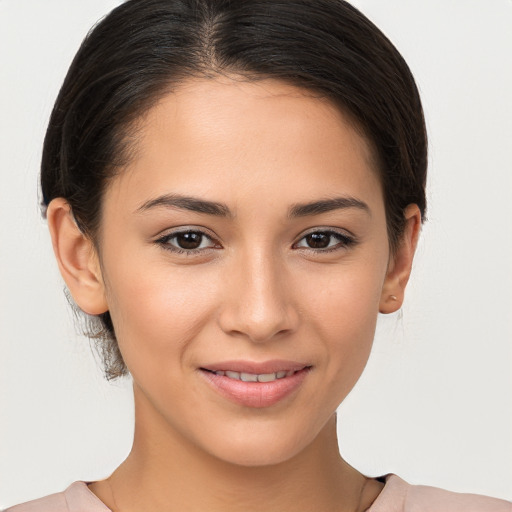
[41,0,427,379]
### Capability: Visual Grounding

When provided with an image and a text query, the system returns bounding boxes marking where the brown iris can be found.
[176,232,203,249]
[305,233,332,249]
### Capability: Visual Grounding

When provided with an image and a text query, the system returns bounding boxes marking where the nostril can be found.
[216,268,300,342]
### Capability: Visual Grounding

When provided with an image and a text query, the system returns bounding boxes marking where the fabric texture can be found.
[3,482,109,512]
[367,475,512,512]
[5,475,512,512]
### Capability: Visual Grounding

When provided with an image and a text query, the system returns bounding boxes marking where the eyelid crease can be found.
[154,227,221,254]
[293,229,358,251]
[152,224,219,240]
[294,226,358,243]
[153,226,358,256]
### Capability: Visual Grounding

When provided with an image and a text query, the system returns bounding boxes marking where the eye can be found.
[294,230,355,252]
[156,230,218,253]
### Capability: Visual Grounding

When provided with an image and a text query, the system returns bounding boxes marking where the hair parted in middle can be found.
[41,0,427,379]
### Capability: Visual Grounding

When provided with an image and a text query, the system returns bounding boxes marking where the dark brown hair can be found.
[41,0,427,379]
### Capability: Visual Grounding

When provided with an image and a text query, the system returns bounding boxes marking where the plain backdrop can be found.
[1,0,511,508]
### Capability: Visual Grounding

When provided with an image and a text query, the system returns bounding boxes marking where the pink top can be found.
[5,475,511,512]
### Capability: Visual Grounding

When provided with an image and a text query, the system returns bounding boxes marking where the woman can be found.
[4,0,511,510]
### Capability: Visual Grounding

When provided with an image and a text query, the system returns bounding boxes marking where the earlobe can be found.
[379,204,422,314]
[47,198,109,315]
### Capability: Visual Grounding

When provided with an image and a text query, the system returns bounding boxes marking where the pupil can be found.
[177,232,202,249]
[306,233,330,248]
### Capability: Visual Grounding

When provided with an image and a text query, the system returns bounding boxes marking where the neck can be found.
[90,388,380,512]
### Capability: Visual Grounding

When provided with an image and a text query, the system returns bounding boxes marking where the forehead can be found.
[106,77,383,214]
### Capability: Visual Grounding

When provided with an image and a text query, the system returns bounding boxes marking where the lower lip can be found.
[200,368,311,408]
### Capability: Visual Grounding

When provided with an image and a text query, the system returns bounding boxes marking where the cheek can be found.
[301,256,385,331]
[102,254,222,372]
[299,259,386,390]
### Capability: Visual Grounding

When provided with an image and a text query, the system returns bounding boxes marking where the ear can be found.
[379,204,422,314]
[47,198,109,315]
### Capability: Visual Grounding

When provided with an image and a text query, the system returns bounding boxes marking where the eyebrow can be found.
[136,194,232,217]
[136,193,370,218]
[288,197,370,218]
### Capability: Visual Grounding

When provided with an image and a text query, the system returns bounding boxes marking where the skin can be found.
[48,77,421,512]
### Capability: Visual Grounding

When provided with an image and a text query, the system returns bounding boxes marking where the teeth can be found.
[257,373,277,382]
[240,372,258,382]
[214,370,299,382]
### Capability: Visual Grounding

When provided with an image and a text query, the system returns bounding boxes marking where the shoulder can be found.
[3,482,111,512]
[368,475,512,512]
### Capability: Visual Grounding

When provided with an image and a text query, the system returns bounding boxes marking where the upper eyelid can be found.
[294,226,356,241]
[154,226,356,246]
[293,229,357,252]
[154,225,218,240]
[154,227,220,251]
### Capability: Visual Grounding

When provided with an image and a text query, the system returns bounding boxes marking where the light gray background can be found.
[1,0,511,507]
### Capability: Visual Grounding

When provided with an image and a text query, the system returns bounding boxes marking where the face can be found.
[88,78,396,466]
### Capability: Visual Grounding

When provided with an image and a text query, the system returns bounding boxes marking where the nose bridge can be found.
[218,245,297,342]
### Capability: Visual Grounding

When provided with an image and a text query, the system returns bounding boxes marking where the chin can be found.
[210,441,304,468]
[199,417,326,468]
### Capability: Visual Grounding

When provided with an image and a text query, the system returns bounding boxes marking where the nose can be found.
[217,250,299,343]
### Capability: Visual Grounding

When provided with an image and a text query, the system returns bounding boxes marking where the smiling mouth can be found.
[199,364,311,407]
[202,368,304,383]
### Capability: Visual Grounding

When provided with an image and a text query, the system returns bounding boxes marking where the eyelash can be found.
[293,229,357,253]
[155,228,357,255]
[155,230,219,255]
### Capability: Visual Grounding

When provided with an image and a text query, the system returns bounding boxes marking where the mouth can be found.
[201,368,303,382]
[199,361,312,408]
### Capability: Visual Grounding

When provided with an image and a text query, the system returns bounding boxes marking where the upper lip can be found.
[200,360,310,374]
